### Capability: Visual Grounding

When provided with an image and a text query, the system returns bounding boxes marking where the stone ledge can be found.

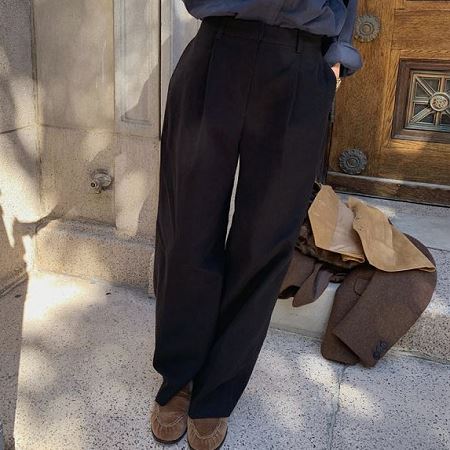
[35,219,154,289]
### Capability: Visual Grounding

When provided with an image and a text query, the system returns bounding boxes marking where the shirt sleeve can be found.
[323,0,363,77]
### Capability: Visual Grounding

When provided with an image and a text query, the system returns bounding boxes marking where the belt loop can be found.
[295,29,303,54]
[215,17,226,39]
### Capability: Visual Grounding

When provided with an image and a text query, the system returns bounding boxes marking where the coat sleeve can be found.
[323,0,363,77]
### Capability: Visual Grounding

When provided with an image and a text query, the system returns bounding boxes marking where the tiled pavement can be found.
[1,271,449,449]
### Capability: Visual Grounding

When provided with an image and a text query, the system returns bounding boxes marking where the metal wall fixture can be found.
[339,149,368,175]
[90,169,113,194]
[354,14,381,42]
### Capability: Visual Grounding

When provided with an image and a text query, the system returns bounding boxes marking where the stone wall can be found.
[31,0,161,288]
[0,1,199,291]
[34,0,160,236]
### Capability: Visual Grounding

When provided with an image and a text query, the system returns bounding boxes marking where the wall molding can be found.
[114,0,160,138]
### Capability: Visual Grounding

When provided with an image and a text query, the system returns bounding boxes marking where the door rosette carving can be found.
[354,15,381,43]
[338,149,368,175]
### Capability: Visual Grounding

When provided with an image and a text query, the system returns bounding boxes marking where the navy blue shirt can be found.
[181,0,363,77]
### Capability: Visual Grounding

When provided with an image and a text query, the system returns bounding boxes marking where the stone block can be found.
[39,126,115,224]
[114,134,160,238]
[34,0,114,129]
[36,219,153,288]
[160,0,200,122]
[114,0,160,138]
[0,0,35,132]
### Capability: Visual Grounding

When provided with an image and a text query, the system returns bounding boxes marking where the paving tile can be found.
[331,355,450,450]
[227,329,342,449]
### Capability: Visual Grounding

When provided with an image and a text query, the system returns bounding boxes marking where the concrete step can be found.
[1,271,449,449]
[271,195,450,362]
[35,219,153,289]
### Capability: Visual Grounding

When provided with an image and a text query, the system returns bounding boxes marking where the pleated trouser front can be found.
[152,15,337,418]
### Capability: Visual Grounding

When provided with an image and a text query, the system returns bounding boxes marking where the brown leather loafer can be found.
[150,383,192,444]
[187,417,228,450]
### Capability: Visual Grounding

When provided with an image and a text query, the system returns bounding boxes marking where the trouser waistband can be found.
[201,15,324,53]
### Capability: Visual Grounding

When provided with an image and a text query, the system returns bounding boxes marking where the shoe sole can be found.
[187,428,228,450]
[151,428,187,445]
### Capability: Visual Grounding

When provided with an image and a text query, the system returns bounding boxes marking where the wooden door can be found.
[327,0,450,205]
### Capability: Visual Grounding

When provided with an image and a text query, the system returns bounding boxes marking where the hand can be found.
[331,63,342,90]
[331,63,340,79]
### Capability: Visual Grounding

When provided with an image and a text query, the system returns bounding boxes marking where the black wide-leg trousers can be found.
[153,15,336,418]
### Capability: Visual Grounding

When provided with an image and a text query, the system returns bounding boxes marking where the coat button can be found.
[373,350,381,360]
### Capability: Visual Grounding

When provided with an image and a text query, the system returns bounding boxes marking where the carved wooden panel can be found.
[406,73,450,131]
[327,1,450,205]
[392,59,450,143]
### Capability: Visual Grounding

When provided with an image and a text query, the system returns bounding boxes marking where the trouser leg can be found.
[188,27,336,418]
[152,20,256,405]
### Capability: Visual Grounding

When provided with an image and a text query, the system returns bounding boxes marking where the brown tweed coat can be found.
[279,235,437,367]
